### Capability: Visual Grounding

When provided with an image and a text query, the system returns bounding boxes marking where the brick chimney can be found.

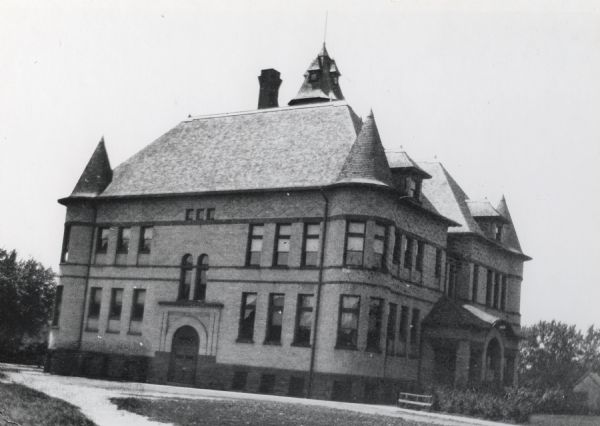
[257,69,282,109]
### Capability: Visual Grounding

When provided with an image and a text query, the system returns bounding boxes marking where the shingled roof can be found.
[71,138,112,197]
[496,196,524,252]
[336,111,393,187]
[100,102,362,197]
[466,200,509,223]
[387,151,432,178]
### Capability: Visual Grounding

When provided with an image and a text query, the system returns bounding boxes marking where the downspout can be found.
[77,201,97,350]
[307,187,329,398]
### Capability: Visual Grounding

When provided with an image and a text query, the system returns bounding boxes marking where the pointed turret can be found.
[496,195,523,253]
[71,137,112,197]
[288,43,345,106]
[336,111,393,186]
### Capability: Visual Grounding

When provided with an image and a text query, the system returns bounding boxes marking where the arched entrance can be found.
[484,338,502,384]
[168,326,199,384]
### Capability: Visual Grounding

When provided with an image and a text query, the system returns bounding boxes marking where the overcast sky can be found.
[1,0,599,329]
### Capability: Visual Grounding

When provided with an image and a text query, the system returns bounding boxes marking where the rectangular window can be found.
[386,303,397,355]
[60,225,71,263]
[366,297,384,352]
[472,265,479,302]
[345,221,365,266]
[447,261,457,298]
[231,371,248,391]
[139,226,153,254]
[398,305,409,354]
[337,295,360,348]
[410,308,420,350]
[404,237,413,269]
[392,230,401,264]
[415,241,425,272]
[52,285,63,326]
[288,377,305,397]
[117,227,131,253]
[195,208,205,221]
[238,292,257,341]
[247,224,264,266]
[131,289,146,321]
[302,223,320,267]
[259,374,276,394]
[373,223,387,270]
[185,208,194,221]
[486,269,493,306]
[109,288,123,320]
[493,273,501,309]
[274,224,291,266]
[265,293,285,343]
[96,227,109,253]
[501,276,508,311]
[495,224,503,241]
[435,248,442,278]
[88,287,102,318]
[294,294,314,346]
[206,208,215,220]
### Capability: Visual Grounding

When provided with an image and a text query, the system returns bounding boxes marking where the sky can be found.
[1,0,599,330]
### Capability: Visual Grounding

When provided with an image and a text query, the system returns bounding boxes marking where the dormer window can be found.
[403,176,421,199]
[332,76,338,85]
[309,72,319,82]
[494,224,503,242]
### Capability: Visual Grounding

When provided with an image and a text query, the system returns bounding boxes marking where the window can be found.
[139,226,153,253]
[206,208,215,220]
[495,224,503,241]
[345,221,365,266]
[294,294,314,346]
[404,237,413,269]
[274,224,291,266]
[265,294,285,343]
[302,223,320,267]
[373,223,387,270]
[185,209,194,221]
[435,248,442,278]
[309,72,319,82]
[96,227,109,253]
[195,208,205,221]
[486,269,493,307]
[501,276,508,311]
[386,303,397,355]
[398,305,409,355]
[405,176,416,197]
[288,377,305,397]
[52,285,63,326]
[336,295,360,348]
[447,261,457,298]
[194,254,209,300]
[247,224,264,266]
[231,371,247,390]
[392,230,401,264]
[415,241,425,272]
[131,289,146,321]
[88,287,102,318]
[238,292,257,341]
[60,225,71,263]
[117,227,131,253]
[472,265,479,302]
[109,288,123,320]
[179,254,193,300]
[493,273,501,309]
[259,374,276,393]
[366,298,384,352]
[409,308,420,352]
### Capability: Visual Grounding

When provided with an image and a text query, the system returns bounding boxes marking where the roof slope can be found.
[71,138,112,197]
[466,200,508,222]
[336,111,393,186]
[387,151,431,178]
[418,162,483,234]
[101,102,361,197]
[422,297,490,330]
[496,196,524,252]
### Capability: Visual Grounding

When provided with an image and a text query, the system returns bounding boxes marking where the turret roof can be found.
[70,138,112,198]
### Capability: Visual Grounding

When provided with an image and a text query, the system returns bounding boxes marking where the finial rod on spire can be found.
[323,11,328,44]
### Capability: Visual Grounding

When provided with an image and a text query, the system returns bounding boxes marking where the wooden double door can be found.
[168,326,199,384]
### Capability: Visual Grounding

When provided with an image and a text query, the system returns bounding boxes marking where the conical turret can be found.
[71,137,112,197]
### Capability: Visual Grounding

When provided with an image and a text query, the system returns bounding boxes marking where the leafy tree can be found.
[0,248,56,357]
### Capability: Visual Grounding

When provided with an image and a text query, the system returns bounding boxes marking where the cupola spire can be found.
[70,137,113,197]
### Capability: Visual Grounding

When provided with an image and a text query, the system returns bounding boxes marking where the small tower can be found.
[257,69,282,109]
[288,43,345,106]
[70,137,113,197]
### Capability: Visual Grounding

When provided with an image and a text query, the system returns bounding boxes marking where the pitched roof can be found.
[418,162,483,234]
[496,196,524,252]
[71,138,112,197]
[466,200,509,222]
[422,297,490,330]
[100,102,362,197]
[336,111,393,187]
[387,151,432,178]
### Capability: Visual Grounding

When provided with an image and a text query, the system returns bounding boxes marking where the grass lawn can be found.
[0,379,95,426]
[529,414,600,426]
[112,397,432,426]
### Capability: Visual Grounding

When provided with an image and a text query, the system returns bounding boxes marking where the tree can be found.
[0,248,56,358]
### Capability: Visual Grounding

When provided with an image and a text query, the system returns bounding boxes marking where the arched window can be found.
[179,254,193,300]
[194,254,209,301]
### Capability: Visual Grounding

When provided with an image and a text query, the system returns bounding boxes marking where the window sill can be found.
[106,330,120,334]
[84,328,98,333]
[51,325,59,329]
[291,342,311,348]
[365,347,382,354]
[245,265,261,269]
[271,265,289,269]
[236,338,254,344]
[127,331,142,336]
[300,265,319,270]
[334,345,358,351]
[263,340,282,346]
[138,251,151,255]
[116,251,129,255]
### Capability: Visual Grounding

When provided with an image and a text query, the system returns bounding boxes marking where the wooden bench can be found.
[397,392,433,410]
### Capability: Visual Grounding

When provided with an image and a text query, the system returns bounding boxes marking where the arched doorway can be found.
[168,326,199,384]
[484,338,502,384]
